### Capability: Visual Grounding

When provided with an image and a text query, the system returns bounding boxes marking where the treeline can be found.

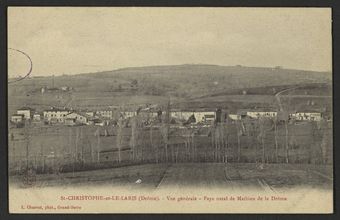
[8,115,332,177]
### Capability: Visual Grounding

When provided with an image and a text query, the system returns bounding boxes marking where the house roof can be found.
[65,111,89,118]
[246,109,277,112]
[294,111,322,114]
[171,108,217,112]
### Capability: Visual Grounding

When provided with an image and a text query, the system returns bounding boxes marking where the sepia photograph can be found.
[7,7,333,213]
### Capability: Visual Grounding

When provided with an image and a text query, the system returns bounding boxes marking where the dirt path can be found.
[275,86,304,111]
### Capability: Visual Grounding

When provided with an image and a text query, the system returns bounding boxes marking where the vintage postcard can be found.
[8,7,332,213]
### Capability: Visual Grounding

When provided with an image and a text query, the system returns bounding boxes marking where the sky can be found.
[8,7,332,77]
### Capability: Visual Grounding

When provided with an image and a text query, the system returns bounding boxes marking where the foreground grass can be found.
[9,162,333,193]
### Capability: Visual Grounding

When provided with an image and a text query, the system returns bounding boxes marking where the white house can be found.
[33,113,41,121]
[43,107,72,123]
[229,114,241,121]
[246,111,277,119]
[85,111,95,117]
[203,114,216,122]
[121,111,137,119]
[96,110,113,119]
[169,111,215,123]
[171,111,195,121]
[193,111,216,123]
[17,107,34,120]
[11,114,24,123]
[64,112,89,125]
[289,112,322,121]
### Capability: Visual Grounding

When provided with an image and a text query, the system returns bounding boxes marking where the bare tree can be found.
[89,135,94,163]
[96,127,101,164]
[80,127,85,164]
[223,117,229,163]
[160,122,169,163]
[284,119,289,163]
[130,116,141,161]
[191,130,196,162]
[210,125,215,161]
[116,118,123,163]
[150,122,159,163]
[258,117,266,164]
[165,97,171,162]
[273,117,279,163]
[24,120,30,181]
[236,120,242,162]
[75,127,79,163]
[317,119,329,164]
[40,143,45,173]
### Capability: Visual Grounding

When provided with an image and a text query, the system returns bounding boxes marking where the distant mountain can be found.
[8,64,332,115]
[91,64,331,79]
[86,64,331,96]
[10,64,332,99]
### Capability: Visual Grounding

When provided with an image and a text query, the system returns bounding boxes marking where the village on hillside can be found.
[10,104,328,129]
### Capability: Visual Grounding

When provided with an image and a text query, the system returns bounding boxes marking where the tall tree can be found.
[130,116,139,161]
[24,120,30,181]
[284,119,289,163]
[259,118,266,164]
[273,117,279,163]
[150,122,158,163]
[224,117,229,163]
[160,122,169,163]
[236,120,242,162]
[116,118,123,163]
[96,127,101,164]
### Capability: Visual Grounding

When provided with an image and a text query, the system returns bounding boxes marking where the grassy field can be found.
[9,162,332,192]
[8,118,332,176]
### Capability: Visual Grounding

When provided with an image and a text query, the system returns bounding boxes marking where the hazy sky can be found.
[8,7,332,77]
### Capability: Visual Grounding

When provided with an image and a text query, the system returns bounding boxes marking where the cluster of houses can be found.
[9,106,217,127]
[230,110,324,122]
[40,86,73,94]
[10,105,326,128]
[11,107,117,126]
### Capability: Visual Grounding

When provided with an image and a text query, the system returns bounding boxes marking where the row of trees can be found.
[9,109,332,177]
[120,111,331,165]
